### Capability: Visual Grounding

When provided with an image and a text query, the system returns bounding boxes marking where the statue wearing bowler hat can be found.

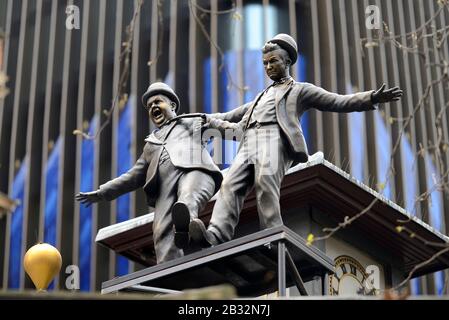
[76,83,222,263]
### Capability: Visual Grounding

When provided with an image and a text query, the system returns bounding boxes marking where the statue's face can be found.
[263,49,289,81]
[146,94,177,127]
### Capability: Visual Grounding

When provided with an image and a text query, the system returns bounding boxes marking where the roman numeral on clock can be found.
[350,264,357,276]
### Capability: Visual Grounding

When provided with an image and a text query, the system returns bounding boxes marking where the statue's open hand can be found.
[75,191,102,207]
[372,83,403,104]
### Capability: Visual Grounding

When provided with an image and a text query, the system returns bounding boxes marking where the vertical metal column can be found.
[309,0,324,152]
[394,0,422,216]
[57,0,77,290]
[169,0,177,91]
[129,0,141,273]
[210,0,220,163]
[349,0,370,184]
[288,0,297,80]
[150,0,158,84]
[188,0,197,113]
[277,241,286,297]
[0,0,13,290]
[337,0,352,171]
[383,0,407,209]
[109,0,124,280]
[73,0,91,278]
[5,0,29,290]
[23,0,44,289]
[374,0,396,199]
[323,0,341,167]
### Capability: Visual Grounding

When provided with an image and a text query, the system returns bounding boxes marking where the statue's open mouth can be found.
[152,107,162,119]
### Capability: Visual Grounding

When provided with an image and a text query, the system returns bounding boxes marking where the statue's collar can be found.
[272,76,293,86]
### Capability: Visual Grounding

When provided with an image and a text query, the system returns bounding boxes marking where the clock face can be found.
[329,255,377,296]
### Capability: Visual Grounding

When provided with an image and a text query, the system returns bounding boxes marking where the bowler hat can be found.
[267,33,298,65]
[141,82,180,112]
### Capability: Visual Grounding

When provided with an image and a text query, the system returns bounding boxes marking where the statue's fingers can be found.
[384,87,399,94]
[378,83,386,92]
[392,97,401,101]
[391,88,402,95]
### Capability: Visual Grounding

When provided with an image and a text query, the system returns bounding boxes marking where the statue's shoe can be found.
[172,201,190,249]
[189,218,219,248]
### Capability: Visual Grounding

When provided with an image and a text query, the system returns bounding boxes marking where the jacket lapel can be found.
[145,133,164,145]
[145,121,177,145]
[274,79,294,107]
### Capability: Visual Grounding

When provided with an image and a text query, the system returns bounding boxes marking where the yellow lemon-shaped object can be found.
[23,243,62,291]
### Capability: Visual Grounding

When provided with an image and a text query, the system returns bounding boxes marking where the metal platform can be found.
[102,226,334,297]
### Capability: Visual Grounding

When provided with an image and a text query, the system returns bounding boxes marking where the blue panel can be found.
[411,278,422,295]
[244,5,264,50]
[435,271,444,295]
[79,116,98,291]
[349,112,365,182]
[44,137,61,247]
[8,157,28,289]
[244,49,264,103]
[401,136,418,215]
[374,112,392,199]
[297,54,307,83]
[115,97,134,276]
[425,154,443,232]
[243,4,278,49]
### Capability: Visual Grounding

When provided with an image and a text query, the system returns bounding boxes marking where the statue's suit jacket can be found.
[98,117,223,207]
[211,80,377,163]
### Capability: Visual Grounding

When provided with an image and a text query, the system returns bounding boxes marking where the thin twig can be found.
[73,0,144,140]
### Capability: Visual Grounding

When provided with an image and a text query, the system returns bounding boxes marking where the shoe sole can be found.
[172,201,190,233]
[189,219,212,248]
[172,202,191,249]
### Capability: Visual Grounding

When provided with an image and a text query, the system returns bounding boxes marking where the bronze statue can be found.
[76,82,222,263]
[181,33,402,248]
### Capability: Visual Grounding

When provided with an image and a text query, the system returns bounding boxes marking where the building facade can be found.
[0,0,448,294]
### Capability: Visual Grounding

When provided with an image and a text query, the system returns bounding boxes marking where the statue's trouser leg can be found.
[253,125,293,229]
[177,170,216,220]
[208,132,256,243]
[208,125,293,242]
[153,159,184,264]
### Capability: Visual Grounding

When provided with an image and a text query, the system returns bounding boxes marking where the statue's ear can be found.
[171,102,177,111]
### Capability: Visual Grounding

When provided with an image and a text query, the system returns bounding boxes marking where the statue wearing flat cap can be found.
[178,33,402,248]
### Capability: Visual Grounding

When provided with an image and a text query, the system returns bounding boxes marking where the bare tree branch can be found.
[73,0,144,140]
